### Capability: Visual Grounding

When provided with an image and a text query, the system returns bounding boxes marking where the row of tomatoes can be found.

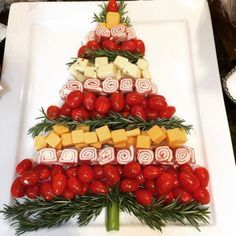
[47,91,176,121]
[11,159,210,206]
[78,39,145,58]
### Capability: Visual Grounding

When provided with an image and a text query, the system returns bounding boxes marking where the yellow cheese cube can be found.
[76,125,90,132]
[166,128,187,147]
[71,129,84,144]
[136,135,151,149]
[34,136,47,151]
[114,141,127,148]
[126,128,141,137]
[141,131,149,136]
[75,143,87,149]
[61,133,73,147]
[45,132,61,148]
[55,141,62,150]
[96,125,111,143]
[90,142,102,149]
[127,136,137,147]
[84,132,98,144]
[53,124,70,136]
[147,125,166,145]
[106,12,121,29]
[102,139,114,145]
[111,129,127,144]
[99,22,107,27]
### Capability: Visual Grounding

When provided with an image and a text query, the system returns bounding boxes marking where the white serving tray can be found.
[0,1,236,235]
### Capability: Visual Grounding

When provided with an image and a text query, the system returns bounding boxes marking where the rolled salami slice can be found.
[135,79,152,94]
[98,147,115,165]
[119,78,134,92]
[59,80,83,100]
[79,147,97,161]
[84,78,102,93]
[175,146,195,165]
[155,146,174,165]
[96,26,111,38]
[59,149,78,164]
[111,24,126,36]
[126,27,136,40]
[37,148,57,164]
[116,149,133,165]
[150,82,158,94]
[86,30,100,42]
[137,149,154,165]
[102,77,119,93]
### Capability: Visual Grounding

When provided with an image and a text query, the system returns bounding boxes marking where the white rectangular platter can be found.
[1,1,236,235]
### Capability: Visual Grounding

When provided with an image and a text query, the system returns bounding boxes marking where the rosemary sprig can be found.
[28,109,193,138]
[1,189,210,235]
[118,0,131,26]
[92,2,107,23]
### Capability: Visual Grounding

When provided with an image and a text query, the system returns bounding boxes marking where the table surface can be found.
[0,4,235,162]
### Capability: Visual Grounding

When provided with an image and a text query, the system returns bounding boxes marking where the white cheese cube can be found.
[95,57,108,68]
[97,63,116,79]
[141,69,152,80]
[77,58,89,67]
[122,62,140,79]
[114,56,129,70]
[136,59,149,70]
[84,66,97,79]
[69,63,85,82]
[115,70,122,80]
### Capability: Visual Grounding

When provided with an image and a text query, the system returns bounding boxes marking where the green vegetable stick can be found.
[106,201,120,231]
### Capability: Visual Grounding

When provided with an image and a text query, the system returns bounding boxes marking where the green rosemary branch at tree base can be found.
[1,188,210,235]
[28,109,193,138]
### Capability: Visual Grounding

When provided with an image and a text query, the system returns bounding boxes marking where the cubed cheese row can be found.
[69,56,152,82]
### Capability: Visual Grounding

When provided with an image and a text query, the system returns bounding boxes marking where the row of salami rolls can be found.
[59,78,157,100]
[86,25,136,43]
[36,145,195,166]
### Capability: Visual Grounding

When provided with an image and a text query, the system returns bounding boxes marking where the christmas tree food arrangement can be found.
[1,0,211,235]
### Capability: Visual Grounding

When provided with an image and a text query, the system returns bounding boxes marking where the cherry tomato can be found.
[178,172,200,193]
[93,165,104,179]
[71,107,89,120]
[133,39,145,54]
[173,187,193,203]
[120,40,136,52]
[51,165,65,178]
[147,94,166,101]
[66,90,84,108]
[144,179,157,195]
[90,110,104,119]
[11,177,26,198]
[123,162,141,178]
[20,170,39,186]
[46,105,60,120]
[67,177,83,195]
[107,0,119,12]
[40,181,54,201]
[77,45,88,57]
[130,105,146,120]
[95,96,111,114]
[114,165,123,177]
[83,92,96,111]
[60,102,72,116]
[77,164,94,183]
[126,92,144,106]
[120,178,139,193]
[192,187,210,205]
[80,183,90,196]
[89,180,108,195]
[110,92,125,112]
[121,111,130,118]
[166,167,179,188]
[157,192,174,204]
[178,164,193,173]
[136,174,145,185]
[159,106,176,119]
[66,166,78,178]
[62,187,75,200]
[104,178,115,187]
[148,96,168,111]
[156,172,174,195]
[33,164,50,180]
[135,189,153,206]
[143,165,163,180]
[26,184,40,199]
[52,174,67,196]
[16,159,33,175]
[193,167,209,188]
[146,109,159,120]
[103,164,120,184]
[102,40,118,51]
[87,40,100,50]
[141,99,148,109]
